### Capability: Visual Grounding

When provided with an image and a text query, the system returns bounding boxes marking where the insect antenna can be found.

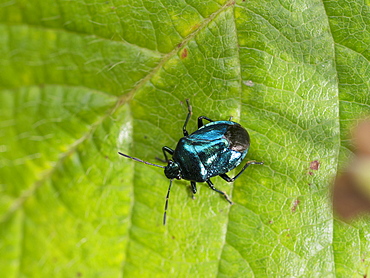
[163,179,173,225]
[118,152,165,168]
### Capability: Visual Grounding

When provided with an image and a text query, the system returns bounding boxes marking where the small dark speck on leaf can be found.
[310,160,320,170]
[308,171,313,176]
[180,48,188,59]
[77,272,82,277]
[291,199,300,212]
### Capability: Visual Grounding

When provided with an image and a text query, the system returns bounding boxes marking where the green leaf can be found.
[1,0,370,277]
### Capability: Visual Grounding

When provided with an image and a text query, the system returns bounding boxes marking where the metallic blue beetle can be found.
[119,100,263,224]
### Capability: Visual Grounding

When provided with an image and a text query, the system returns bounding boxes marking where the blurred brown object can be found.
[353,120,370,156]
[332,120,370,220]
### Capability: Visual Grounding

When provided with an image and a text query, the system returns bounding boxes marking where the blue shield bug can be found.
[118,100,263,224]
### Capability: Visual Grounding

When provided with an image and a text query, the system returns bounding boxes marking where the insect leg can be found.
[183,99,192,136]
[190,181,197,194]
[198,116,214,128]
[219,173,233,182]
[206,179,233,204]
[220,160,264,182]
[162,146,174,162]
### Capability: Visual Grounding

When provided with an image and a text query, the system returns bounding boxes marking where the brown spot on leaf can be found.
[310,160,320,170]
[180,48,188,59]
[291,199,300,212]
[190,24,201,32]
